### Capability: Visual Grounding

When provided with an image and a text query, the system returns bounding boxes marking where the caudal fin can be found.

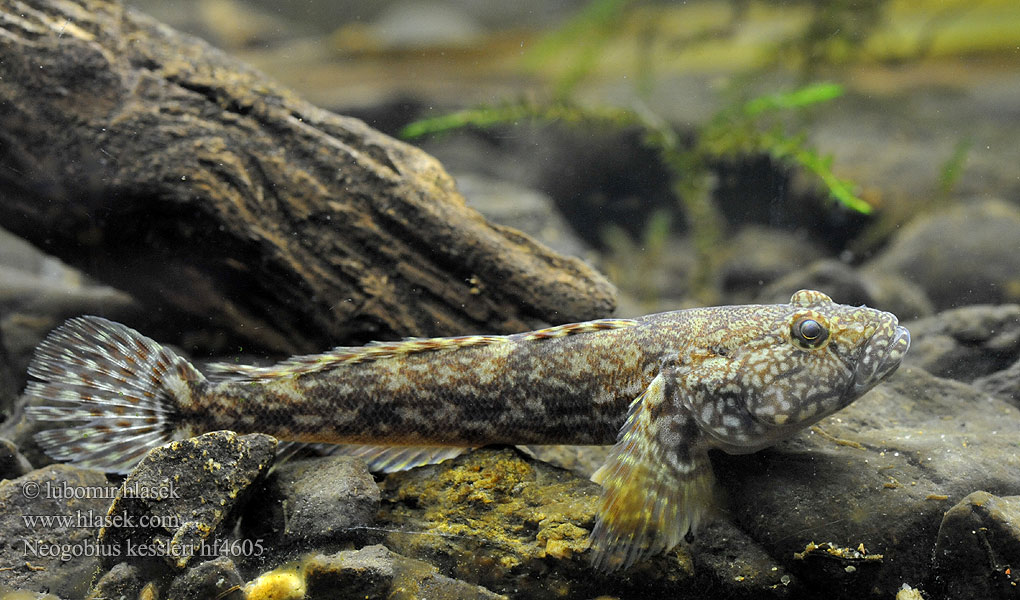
[24,316,204,474]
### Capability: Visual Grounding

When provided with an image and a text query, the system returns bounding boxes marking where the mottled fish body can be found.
[25,290,909,570]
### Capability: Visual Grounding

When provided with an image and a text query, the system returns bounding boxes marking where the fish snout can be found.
[850,324,910,397]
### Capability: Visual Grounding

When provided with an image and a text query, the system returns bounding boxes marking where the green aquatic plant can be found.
[739,82,846,116]
[398,0,882,301]
[699,82,872,215]
[401,83,867,301]
[401,99,723,301]
[400,101,634,140]
[937,138,971,202]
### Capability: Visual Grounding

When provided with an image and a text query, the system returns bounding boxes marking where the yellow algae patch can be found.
[378,448,598,576]
[244,568,306,600]
[536,522,590,559]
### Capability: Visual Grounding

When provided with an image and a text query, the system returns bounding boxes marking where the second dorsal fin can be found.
[208,318,638,381]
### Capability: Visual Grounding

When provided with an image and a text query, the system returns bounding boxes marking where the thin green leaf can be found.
[741,82,845,117]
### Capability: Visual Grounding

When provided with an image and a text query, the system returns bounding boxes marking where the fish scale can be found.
[24,289,909,570]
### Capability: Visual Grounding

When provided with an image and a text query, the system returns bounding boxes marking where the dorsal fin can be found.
[207,335,506,380]
[518,318,638,341]
[208,318,638,381]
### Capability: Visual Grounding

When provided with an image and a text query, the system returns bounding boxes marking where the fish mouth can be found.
[849,324,910,398]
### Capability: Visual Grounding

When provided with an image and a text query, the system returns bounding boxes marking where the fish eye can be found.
[791,317,829,349]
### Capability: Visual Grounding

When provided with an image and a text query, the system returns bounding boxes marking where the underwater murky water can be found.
[1,1,1019,598]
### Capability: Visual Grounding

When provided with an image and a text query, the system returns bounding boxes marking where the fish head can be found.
[687,289,910,453]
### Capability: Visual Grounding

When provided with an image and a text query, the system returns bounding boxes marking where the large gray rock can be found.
[166,555,245,600]
[99,431,277,570]
[714,365,1020,597]
[688,519,798,597]
[0,437,33,480]
[303,544,507,600]
[456,174,594,261]
[933,491,1020,599]
[244,455,380,549]
[975,355,1020,409]
[0,465,112,598]
[86,562,144,600]
[903,303,1020,381]
[866,199,1020,310]
[756,258,933,319]
[718,225,824,303]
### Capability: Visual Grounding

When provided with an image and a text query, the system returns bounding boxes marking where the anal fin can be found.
[332,444,468,472]
[274,442,468,473]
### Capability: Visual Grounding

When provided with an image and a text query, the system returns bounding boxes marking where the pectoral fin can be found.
[589,373,714,571]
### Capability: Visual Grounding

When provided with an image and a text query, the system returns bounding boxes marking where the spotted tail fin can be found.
[24,316,204,474]
[589,372,715,571]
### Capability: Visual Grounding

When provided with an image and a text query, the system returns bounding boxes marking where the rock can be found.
[756,258,933,319]
[302,544,506,600]
[0,227,55,274]
[718,225,824,302]
[244,456,380,549]
[86,562,144,600]
[688,519,798,597]
[714,365,1020,598]
[0,226,140,382]
[0,226,141,425]
[515,444,608,479]
[903,304,1020,381]
[0,438,33,480]
[166,555,245,600]
[0,325,19,421]
[866,199,1020,310]
[377,449,596,589]
[0,587,61,599]
[195,0,299,51]
[0,400,52,472]
[376,448,705,598]
[455,174,594,261]
[99,432,277,570]
[933,491,1020,598]
[603,234,697,317]
[855,269,936,322]
[0,465,113,598]
[975,356,1020,409]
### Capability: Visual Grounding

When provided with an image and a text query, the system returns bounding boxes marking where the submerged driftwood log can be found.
[0,0,616,353]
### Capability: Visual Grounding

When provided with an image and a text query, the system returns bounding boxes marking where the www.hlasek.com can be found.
[22,537,266,562]
[22,509,183,530]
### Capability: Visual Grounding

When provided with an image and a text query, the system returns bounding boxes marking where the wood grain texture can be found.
[0,0,616,353]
